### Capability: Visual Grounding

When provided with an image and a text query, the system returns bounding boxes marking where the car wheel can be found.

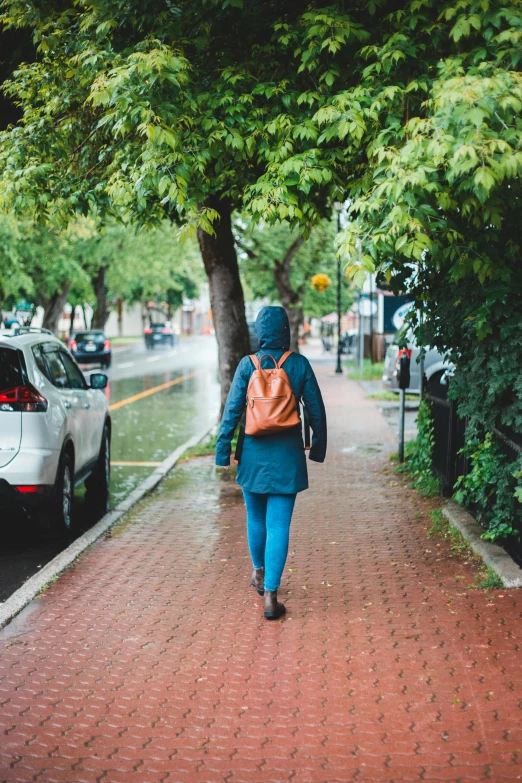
[37,452,75,537]
[85,424,110,516]
[105,356,112,369]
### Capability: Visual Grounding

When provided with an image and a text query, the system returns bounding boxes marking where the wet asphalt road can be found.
[1,336,219,603]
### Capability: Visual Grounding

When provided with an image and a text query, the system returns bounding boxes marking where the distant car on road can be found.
[0,330,111,534]
[383,330,454,395]
[144,322,177,349]
[69,330,112,368]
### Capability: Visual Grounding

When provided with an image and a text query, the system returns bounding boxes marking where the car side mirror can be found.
[90,372,108,390]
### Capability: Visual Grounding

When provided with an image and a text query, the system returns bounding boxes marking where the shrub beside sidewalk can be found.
[386,447,504,591]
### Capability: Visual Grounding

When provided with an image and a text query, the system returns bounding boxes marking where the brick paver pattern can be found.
[1,361,522,783]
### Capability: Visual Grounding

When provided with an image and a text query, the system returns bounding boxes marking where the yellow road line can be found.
[109,369,204,411]
[111,461,162,467]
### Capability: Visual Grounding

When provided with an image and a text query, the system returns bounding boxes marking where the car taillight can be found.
[104,340,111,350]
[15,485,45,494]
[144,328,152,334]
[70,340,77,351]
[0,384,48,412]
[162,328,172,334]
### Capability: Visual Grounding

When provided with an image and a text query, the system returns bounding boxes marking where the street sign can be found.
[15,299,33,312]
[392,301,415,330]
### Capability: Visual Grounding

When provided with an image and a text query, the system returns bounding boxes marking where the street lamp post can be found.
[334,202,343,374]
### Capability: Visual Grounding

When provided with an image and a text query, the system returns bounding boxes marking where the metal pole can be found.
[369,272,374,364]
[335,209,343,374]
[418,266,425,395]
[398,387,406,462]
[358,299,364,375]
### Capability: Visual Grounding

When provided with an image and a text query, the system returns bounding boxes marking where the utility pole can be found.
[334,202,343,374]
[358,293,364,375]
[369,272,374,364]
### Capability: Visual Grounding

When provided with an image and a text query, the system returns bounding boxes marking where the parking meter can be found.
[396,348,411,462]
[397,349,411,390]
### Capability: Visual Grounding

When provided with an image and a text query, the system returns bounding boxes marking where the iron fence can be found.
[426,385,522,496]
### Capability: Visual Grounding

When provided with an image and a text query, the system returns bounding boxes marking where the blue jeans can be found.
[242,490,297,592]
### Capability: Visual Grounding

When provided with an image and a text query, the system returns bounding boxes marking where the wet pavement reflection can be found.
[1,337,219,602]
[108,368,219,504]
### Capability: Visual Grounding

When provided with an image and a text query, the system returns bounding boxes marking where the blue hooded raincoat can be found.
[215,306,327,494]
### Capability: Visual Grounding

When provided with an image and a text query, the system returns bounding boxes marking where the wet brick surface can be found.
[1,364,522,783]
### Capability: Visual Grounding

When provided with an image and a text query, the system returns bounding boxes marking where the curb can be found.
[442,501,522,589]
[0,425,213,631]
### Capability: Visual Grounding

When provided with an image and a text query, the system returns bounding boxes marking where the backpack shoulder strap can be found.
[277,350,292,368]
[250,354,260,370]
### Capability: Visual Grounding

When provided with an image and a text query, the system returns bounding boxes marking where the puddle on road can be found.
[109,369,219,500]
[109,465,153,506]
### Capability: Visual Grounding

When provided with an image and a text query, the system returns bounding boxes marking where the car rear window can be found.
[76,332,104,342]
[0,347,23,392]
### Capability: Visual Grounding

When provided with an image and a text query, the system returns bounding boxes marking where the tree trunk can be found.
[81,303,90,330]
[69,305,77,339]
[197,197,250,413]
[117,298,124,337]
[42,285,70,335]
[286,305,304,353]
[91,265,109,329]
[274,236,305,354]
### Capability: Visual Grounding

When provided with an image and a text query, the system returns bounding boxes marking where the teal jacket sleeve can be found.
[302,359,327,463]
[215,356,252,466]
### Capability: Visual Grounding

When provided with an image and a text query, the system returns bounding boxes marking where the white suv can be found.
[0,329,111,534]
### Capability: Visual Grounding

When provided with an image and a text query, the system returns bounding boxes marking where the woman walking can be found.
[216,306,327,620]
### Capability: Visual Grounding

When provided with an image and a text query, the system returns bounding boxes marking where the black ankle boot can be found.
[264,590,286,620]
[250,568,264,595]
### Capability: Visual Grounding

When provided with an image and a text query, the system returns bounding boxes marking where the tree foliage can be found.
[238,218,352,320]
[0,217,203,330]
[0,0,356,228]
[106,223,203,312]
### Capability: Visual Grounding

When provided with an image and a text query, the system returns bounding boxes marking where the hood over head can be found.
[255,306,290,350]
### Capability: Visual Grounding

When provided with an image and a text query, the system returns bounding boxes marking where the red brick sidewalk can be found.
[2,363,522,783]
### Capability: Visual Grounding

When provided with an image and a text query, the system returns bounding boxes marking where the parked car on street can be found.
[144,322,177,349]
[383,330,454,395]
[69,329,112,368]
[0,329,111,534]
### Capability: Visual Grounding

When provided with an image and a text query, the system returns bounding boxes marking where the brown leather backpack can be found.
[245,351,300,436]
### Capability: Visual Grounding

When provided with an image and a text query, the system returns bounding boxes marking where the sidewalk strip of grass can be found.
[344,358,385,381]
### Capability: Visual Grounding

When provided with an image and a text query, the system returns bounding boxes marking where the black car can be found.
[144,323,176,349]
[69,330,112,368]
